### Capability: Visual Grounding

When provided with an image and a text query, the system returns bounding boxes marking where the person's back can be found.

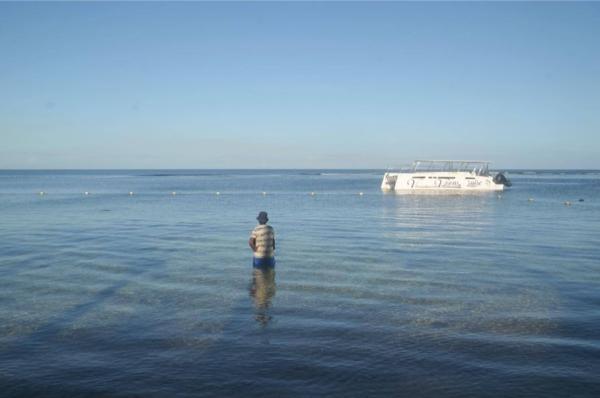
[251,224,275,258]
[249,211,275,267]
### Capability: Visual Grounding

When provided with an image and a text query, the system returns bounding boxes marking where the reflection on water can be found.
[249,267,276,326]
[381,194,494,246]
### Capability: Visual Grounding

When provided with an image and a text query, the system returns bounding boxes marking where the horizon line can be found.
[1,167,599,171]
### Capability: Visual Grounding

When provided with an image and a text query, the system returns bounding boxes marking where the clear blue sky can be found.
[1,2,599,169]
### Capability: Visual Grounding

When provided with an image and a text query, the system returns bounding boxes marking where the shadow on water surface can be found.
[0,254,168,396]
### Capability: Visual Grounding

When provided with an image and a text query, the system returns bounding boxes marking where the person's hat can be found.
[257,211,269,222]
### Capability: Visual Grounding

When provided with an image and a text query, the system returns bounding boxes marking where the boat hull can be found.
[381,172,504,191]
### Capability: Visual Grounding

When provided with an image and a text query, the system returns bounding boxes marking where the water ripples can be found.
[1,171,599,396]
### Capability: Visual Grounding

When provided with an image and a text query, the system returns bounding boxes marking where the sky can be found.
[1,2,599,169]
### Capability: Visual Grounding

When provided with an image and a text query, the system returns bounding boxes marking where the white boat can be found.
[381,160,511,192]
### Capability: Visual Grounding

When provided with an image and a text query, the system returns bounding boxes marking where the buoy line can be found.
[31,192,589,207]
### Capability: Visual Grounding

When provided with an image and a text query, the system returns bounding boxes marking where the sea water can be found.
[0,170,599,397]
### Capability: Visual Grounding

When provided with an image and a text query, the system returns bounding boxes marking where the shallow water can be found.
[1,170,599,397]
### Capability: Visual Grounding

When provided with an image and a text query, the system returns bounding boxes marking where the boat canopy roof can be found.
[411,160,491,174]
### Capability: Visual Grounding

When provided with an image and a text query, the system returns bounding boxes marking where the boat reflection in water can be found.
[249,266,276,326]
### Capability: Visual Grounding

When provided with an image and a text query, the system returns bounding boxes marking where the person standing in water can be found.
[249,211,275,267]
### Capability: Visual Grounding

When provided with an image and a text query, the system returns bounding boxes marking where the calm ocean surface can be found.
[1,169,599,397]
